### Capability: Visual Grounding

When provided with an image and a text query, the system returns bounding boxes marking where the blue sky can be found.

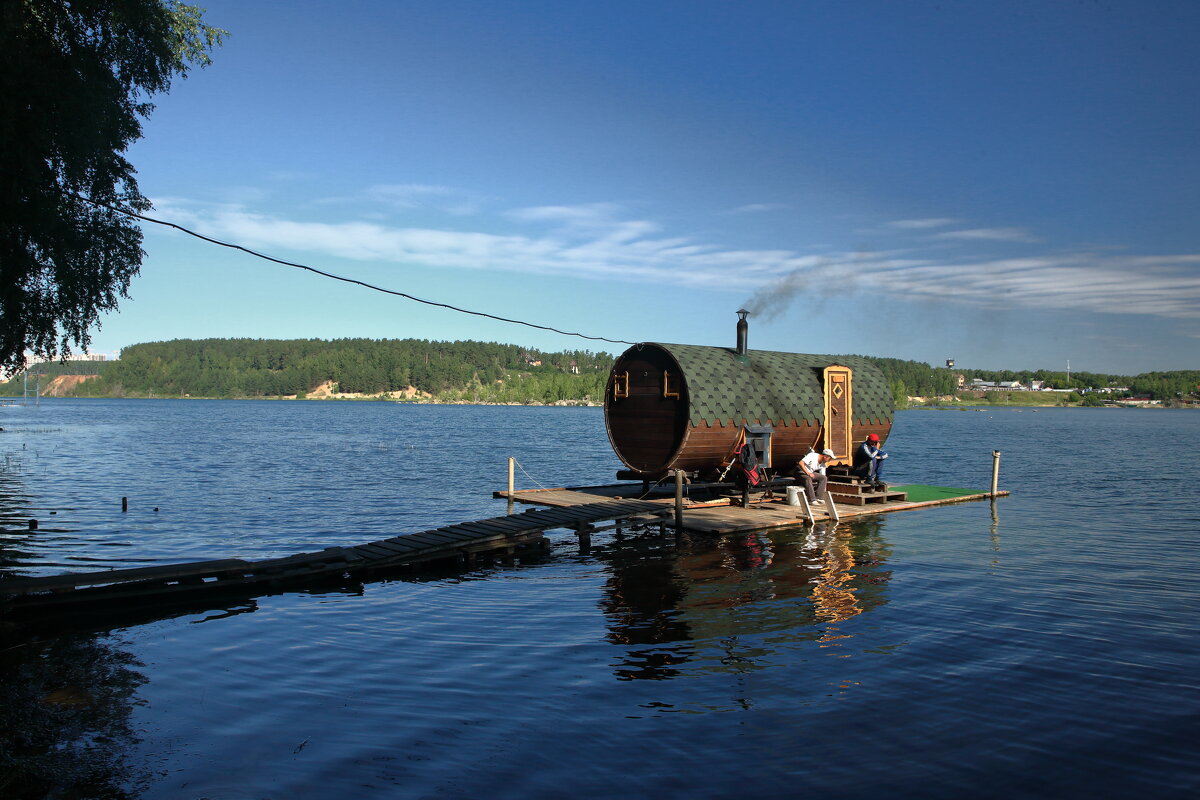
[92,0,1200,374]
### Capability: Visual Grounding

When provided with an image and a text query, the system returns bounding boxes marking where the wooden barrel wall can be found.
[604,343,894,478]
[603,346,690,473]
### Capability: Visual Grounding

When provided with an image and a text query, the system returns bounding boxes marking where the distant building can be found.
[969,379,1028,391]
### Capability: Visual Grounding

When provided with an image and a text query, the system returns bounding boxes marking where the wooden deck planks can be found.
[0,558,252,592]
[506,489,622,507]
[398,532,464,550]
[358,540,416,556]
[448,521,515,536]
[353,543,404,560]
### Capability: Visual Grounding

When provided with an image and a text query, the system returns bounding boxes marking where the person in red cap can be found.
[852,433,889,490]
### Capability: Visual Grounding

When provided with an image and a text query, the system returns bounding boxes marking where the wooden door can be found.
[822,365,853,462]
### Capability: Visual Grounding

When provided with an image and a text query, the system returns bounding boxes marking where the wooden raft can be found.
[501,483,1009,535]
[0,498,670,617]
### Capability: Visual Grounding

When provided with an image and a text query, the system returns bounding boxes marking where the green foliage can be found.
[1126,371,1200,401]
[0,0,225,372]
[1080,393,1105,406]
[855,356,959,397]
[9,359,111,379]
[1,338,615,402]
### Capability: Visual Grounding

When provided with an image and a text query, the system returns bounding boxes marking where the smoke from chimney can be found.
[742,259,824,321]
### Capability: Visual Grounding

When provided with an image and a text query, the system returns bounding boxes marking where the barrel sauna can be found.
[604,340,894,479]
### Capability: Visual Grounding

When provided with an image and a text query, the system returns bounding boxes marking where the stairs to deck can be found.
[826,468,907,506]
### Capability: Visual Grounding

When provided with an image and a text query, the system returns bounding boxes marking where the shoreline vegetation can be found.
[3,338,1198,408]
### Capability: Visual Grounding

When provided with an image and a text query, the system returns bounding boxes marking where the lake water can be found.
[1,400,1197,799]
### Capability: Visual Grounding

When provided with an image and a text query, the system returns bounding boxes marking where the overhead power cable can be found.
[76,195,638,346]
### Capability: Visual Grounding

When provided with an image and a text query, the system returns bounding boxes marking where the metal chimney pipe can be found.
[736,309,749,354]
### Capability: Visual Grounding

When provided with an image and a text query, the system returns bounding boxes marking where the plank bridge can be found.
[0,498,670,620]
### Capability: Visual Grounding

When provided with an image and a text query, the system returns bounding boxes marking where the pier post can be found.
[575,523,593,554]
[991,450,1001,496]
[122,496,128,513]
[674,469,684,532]
[507,457,515,515]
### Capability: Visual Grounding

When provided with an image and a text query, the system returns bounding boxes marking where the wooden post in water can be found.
[674,469,685,531]
[991,450,1001,496]
[507,457,515,515]
[122,496,128,513]
[575,522,593,554]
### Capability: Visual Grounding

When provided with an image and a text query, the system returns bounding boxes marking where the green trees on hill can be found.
[1127,371,1200,402]
[13,338,613,402]
[857,356,960,399]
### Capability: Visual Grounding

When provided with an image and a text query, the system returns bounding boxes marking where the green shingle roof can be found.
[654,343,893,428]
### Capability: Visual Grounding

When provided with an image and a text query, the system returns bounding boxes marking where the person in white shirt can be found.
[797,448,835,505]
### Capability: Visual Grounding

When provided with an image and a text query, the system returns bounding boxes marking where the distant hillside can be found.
[6,359,112,379]
[3,339,1195,404]
[4,338,614,403]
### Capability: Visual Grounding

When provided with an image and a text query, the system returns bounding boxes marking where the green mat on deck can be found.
[888,484,989,503]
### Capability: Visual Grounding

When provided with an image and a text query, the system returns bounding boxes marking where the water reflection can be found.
[0,468,37,570]
[597,517,895,680]
[0,633,148,799]
[990,498,1001,554]
[598,538,694,680]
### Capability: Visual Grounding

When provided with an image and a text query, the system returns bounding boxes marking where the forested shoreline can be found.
[3,338,1197,405]
[5,339,613,404]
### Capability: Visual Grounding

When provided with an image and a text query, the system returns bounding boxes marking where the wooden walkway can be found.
[0,498,669,619]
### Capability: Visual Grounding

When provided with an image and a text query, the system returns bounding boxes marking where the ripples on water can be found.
[1,401,1197,798]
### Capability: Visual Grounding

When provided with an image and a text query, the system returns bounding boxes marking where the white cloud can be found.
[366,184,481,216]
[887,218,959,229]
[934,227,1040,243]
[722,203,790,215]
[148,196,1200,321]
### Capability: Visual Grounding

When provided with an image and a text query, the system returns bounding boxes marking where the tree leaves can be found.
[0,0,225,372]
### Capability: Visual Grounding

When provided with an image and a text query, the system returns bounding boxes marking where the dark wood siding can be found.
[604,348,689,473]
[671,419,822,474]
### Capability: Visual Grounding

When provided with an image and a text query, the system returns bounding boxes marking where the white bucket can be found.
[786,486,803,506]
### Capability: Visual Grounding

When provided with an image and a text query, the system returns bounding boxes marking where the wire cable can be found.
[513,459,550,491]
[75,195,638,347]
